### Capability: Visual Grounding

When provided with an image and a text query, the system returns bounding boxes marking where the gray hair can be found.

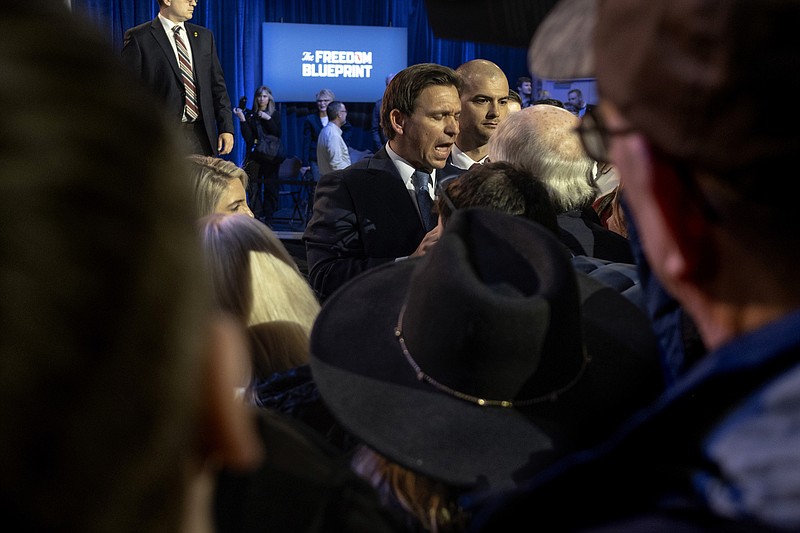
[488,105,596,212]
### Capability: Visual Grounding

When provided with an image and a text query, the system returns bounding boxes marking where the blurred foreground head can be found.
[0,2,230,531]
[530,0,800,216]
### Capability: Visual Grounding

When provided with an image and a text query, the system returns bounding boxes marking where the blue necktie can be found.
[412,170,435,231]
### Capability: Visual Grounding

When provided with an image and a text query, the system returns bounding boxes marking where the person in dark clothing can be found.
[488,104,634,263]
[468,0,800,530]
[234,86,282,220]
[121,0,234,156]
[301,88,335,182]
[303,63,462,302]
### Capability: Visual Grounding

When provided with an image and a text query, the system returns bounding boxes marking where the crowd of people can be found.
[6,0,800,532]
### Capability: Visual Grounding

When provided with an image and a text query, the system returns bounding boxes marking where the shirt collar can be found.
[450,144,486,170]
[385,143,438,188]
[158,13,185,35]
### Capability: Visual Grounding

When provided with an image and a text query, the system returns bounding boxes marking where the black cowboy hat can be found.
[310,208,662,490]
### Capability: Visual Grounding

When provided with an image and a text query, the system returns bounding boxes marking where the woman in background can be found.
[301,88,335,181]
[234,86,282,221]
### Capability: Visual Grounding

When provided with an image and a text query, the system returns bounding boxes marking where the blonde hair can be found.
[186,155,249,217]
[316,88,335,101]
[351,445,470,533]
[200,214,320,386]
[246,250,320,374]
[251,85,277,115]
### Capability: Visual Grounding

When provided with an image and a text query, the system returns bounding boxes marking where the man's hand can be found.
[409,225,441,258]
[218,132,234,155]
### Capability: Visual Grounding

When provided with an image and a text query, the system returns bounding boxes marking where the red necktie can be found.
[173,26,199,121]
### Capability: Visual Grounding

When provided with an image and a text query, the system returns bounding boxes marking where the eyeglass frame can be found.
[578,108,722,223]
[575,107,636,164]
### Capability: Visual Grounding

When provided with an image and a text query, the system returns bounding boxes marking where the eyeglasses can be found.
[579,109,722,223]
[575,108,636,164]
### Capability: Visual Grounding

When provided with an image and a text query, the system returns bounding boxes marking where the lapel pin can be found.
[193,32,198,37]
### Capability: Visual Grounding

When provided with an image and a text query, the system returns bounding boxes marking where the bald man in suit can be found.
[121,0,234,156]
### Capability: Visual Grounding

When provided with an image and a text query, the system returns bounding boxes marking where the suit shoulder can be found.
[124,22,150,40]
[349,162,401,186]
[321,159,384,182]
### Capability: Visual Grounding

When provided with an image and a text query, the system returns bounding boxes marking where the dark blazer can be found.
[576,103,597,118]
[303,148,426,302]
[302,114,325,166]
[557,208,635,263]
[121,18,233,155]
[239,110,282,153]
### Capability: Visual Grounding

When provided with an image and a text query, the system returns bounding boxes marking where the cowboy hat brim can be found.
[310,212,661,489]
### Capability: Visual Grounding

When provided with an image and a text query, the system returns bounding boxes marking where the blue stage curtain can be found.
[71,0,527,168]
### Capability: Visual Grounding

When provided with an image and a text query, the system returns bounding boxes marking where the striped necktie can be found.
[412,170,435,232]
[173,26,199,122]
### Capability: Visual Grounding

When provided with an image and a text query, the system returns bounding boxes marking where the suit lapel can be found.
[361,149,425,230]
[150,18,182,82]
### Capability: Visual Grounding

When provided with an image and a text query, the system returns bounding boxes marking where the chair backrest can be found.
[278,156,302,180]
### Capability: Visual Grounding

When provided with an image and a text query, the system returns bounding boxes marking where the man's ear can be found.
[648,151,717,284]
[200,315,263,471]
[389,108,405,136]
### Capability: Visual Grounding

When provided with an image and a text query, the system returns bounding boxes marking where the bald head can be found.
[456,59,507,88]
[488,105,596,212]
[454,59,510,159]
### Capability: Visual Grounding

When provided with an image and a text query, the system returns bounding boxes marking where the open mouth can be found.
[434,143,453,157]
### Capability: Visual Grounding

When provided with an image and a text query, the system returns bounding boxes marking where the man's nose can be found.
[445,116,459,136]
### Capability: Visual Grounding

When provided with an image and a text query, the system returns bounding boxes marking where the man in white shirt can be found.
[316,101,351,176]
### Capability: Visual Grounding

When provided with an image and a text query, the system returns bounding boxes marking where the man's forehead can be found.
[417,83,459,99]
[463,72,507,89]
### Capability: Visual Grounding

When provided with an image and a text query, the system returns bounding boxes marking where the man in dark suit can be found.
[566,88,596,118]
[303,63,462,302]
[121,0,234,156]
